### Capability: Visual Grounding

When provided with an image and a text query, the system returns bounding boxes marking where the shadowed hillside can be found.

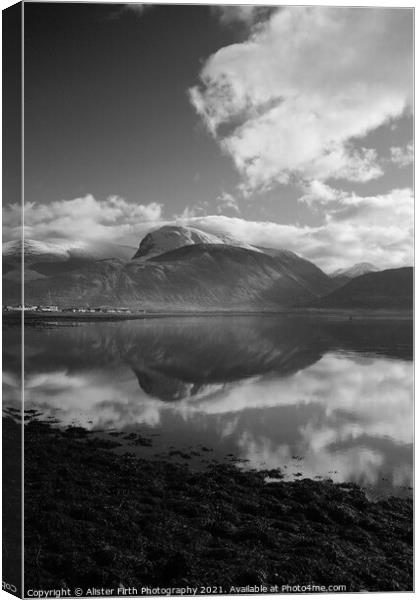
[317,267,413,309]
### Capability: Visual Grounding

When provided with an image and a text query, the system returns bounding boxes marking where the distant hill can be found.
[330,262,379,288]
[317,267,413,309]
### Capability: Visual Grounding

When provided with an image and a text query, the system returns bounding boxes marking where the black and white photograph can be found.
[2,1,414,597]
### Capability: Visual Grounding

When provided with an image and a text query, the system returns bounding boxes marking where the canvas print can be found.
[2,2,414,597]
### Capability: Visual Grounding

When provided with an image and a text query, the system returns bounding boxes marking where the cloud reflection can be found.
[3,316,413,494]
[16,351,413,493]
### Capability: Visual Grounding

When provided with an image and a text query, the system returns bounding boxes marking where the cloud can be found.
[231,354,412,485]
[212,5,273,27]
[177,201,209,220]
[18,353,412,489]
[106,3,153,21]
[3,194,163,247]
[216,191,240,215]
[3,187,412,271]
[390,142,414,167]
[175,191,240,220]
[299,180,347,206]
[180,188,413,271]
[190,7,413,191]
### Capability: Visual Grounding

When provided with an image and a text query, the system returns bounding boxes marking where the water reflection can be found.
[3,316,413,497]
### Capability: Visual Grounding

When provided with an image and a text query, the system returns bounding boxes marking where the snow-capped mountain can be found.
[132,225,261,260]
[331,262,379,279]
[3,239,75,259]
[3,225,334,309]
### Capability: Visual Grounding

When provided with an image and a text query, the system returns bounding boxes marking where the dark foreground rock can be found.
[22,419,413,593]
[3,416,22,595]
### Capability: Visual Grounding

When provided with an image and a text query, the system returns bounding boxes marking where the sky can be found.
[3,2,414,271]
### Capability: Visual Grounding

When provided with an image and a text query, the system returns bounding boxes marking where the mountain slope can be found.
[317,267,413,309]
[14,241,335,310]
[3,239,97,286]
[126,243,334,310]
[3,238,136,286]
[3,230,411,311]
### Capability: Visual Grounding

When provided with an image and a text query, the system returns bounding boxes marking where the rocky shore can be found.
[21,418,412,594]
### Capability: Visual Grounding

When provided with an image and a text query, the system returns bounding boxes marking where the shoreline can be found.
[19,417,413,594]
[4,307,413,323]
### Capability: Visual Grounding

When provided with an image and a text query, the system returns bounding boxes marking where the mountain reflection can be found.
[3,315,413,496]
[126,317,329,401]
[12,316,413,401]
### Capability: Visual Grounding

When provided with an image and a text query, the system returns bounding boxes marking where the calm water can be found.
[3,315,413,498]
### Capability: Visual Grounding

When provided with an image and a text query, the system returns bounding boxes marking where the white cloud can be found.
[107,3,153,21]
[390,142,414,167]
[177,203,208,220]
[190,7,413,191]
[3,194,163,247]
[3,187,412,271]
[212,5,272,27]
[216,191,240,215]
[299,180,346,206]
[175,191,240,220]
[181,188,413,271]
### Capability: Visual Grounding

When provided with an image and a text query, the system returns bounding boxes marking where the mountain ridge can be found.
[317,267,413,309]
[330,262,380,288]
[3,236,335,309]
[330,262,379,278]
[2,226,412,311]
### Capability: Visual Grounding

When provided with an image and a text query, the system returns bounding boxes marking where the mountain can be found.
[18,243,334,310]
[125,242,334,310]
[3,238,135,263]
[330,262,379,287]
[3,239,75,259]
[4,226,335,310]
[317,267,413,309]
[132,224,261,259]
[3,238,136,287]
[3,230,412,312]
